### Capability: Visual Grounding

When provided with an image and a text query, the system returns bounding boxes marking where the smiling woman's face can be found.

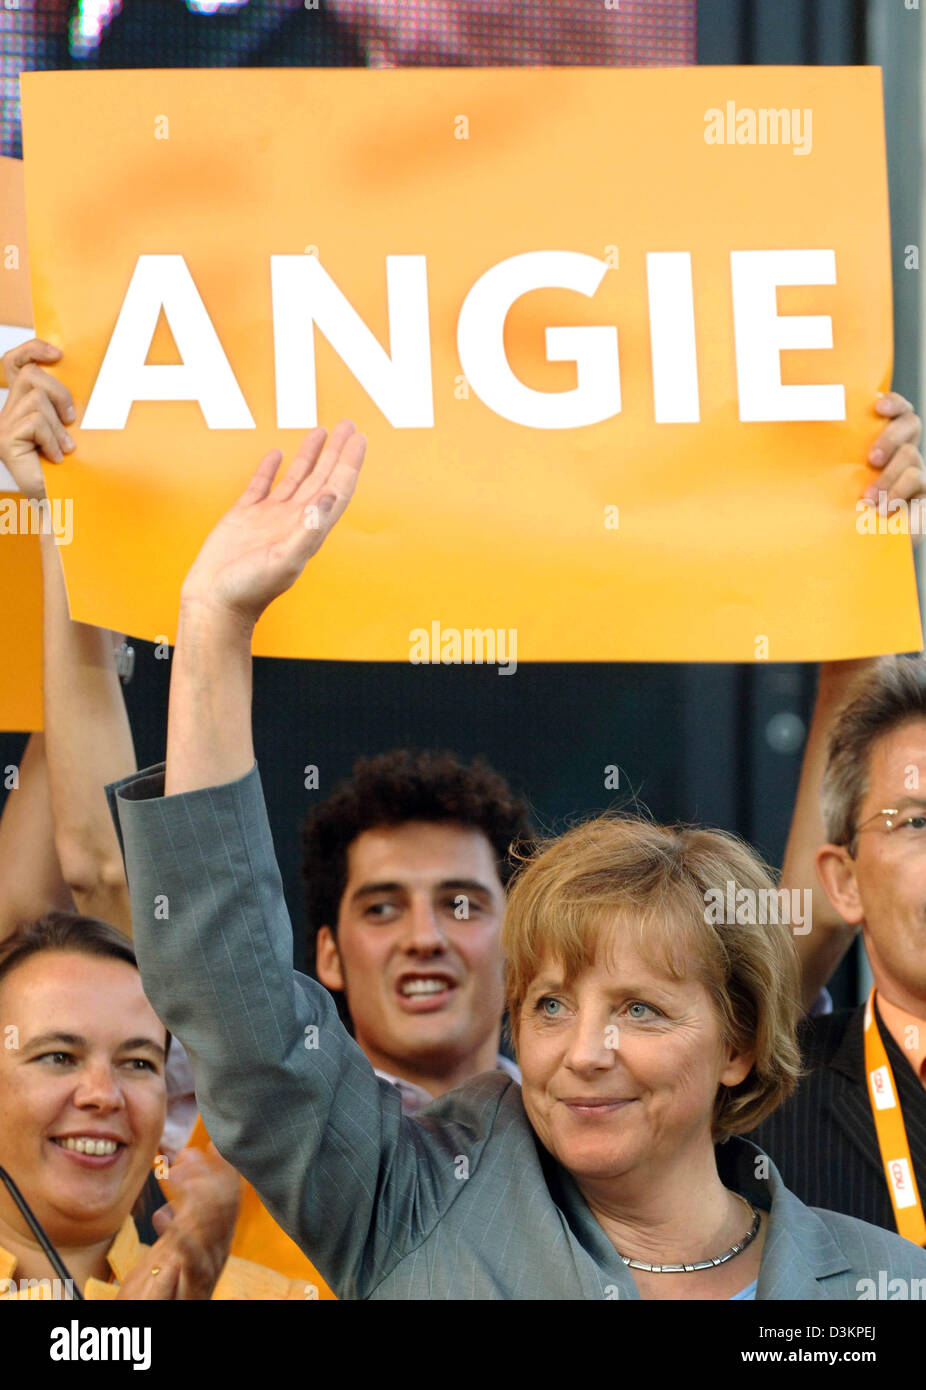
[517,925,753,1185]
[0,952,167,1248]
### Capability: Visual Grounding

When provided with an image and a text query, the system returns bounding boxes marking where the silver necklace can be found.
[618,1194,760,1273]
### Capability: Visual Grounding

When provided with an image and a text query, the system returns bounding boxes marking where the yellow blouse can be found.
[186,1115,336,1298]
[0,1215,311,1300]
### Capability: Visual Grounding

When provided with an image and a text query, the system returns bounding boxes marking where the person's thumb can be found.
[152,1203,176,1236]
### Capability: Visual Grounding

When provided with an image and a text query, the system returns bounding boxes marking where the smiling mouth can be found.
[395,975,458,1010]
[51,1137,124,1157]
[561,1099,636,1114]
[398,977,454,997]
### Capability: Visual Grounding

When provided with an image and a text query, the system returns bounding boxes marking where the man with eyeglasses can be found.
[752,656,926,1246]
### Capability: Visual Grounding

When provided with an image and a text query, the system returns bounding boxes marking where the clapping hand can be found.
[116,1145,241,1301]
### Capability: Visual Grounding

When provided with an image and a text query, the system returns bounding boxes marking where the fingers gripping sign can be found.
[179,420,367,630]
[862,392,925,540]
[0,338,78,501]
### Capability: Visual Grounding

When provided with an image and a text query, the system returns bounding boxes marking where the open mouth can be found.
[395,974,458,1011]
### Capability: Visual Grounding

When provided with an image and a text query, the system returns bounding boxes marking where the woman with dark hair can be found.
[0,911,306,1300]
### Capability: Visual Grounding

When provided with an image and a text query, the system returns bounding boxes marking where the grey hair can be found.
[820,657,926,849]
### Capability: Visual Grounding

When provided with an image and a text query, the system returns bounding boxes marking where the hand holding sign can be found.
[180,420,367,632]
[864,394,925,540]
[0,339,76,501]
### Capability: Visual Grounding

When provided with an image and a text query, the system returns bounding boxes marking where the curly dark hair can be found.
[301,749,533,975]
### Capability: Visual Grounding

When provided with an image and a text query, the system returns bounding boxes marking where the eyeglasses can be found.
[848,806,926,855]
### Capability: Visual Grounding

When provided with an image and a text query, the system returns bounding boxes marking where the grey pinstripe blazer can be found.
[107,763,926,1301]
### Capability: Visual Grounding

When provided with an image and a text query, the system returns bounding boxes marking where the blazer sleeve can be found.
[106,762,479,1299]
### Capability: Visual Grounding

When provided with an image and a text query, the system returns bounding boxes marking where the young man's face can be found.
[316,821,507,1082]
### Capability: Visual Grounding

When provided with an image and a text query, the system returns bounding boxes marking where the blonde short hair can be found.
[503,815,802,1140]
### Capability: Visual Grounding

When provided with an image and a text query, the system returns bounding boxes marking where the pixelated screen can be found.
[1,1,696,157]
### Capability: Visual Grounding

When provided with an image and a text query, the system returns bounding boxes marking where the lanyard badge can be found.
[864,989,926,1246]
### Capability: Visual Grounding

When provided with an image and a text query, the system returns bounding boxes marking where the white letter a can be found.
[82,255,255,429]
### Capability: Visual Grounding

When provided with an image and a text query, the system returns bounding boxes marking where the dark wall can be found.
[697,0,866,65]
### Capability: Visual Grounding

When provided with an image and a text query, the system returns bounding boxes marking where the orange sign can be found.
[19,67,921,661]
[0,155,42,733]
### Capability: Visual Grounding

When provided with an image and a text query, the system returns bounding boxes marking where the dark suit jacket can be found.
[751,1004,926,1239]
